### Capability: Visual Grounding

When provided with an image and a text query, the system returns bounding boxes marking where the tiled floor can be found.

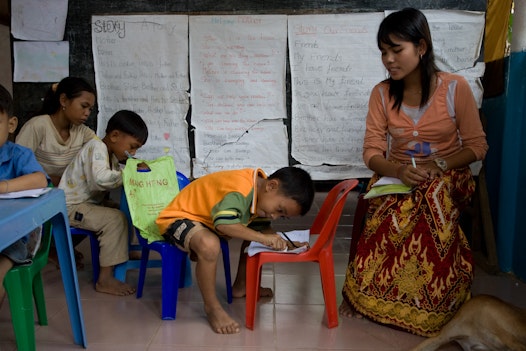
[1,187,526,350]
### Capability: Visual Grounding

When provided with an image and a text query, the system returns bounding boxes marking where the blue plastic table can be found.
[0,188,87,348]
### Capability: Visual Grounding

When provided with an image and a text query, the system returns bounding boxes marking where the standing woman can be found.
[340,8,488,336]
[16,77,96,187]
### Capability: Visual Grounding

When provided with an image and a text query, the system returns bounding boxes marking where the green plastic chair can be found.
[3,221,53,351]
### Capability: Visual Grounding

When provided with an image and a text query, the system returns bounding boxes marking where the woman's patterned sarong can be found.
[342,167,475,336]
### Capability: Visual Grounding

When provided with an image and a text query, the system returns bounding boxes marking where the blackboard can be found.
[12,0,487,174]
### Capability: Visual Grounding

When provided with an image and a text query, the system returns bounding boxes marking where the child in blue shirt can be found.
[0,84,49,307]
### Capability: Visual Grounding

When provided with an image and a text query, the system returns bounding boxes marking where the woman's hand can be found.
[421,162,443,180]
[397,164,432,186]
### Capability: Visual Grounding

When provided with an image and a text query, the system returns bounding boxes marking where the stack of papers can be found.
[247,229,310,256]
[363,177,412,199]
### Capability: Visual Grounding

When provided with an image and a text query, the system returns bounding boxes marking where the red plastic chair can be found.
[245,179,359,330]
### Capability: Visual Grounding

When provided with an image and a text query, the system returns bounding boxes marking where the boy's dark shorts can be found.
[162,219,209,258]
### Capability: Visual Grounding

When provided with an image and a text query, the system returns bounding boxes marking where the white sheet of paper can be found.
[13,41,69,82]
[288,13,386,168]
[0,187,52,199]
[246,229,310,257]
[11,0,68,41]
[192,119,288,177]
[189,15,288,176]
[92,15,191,175]
[371,176,404,187]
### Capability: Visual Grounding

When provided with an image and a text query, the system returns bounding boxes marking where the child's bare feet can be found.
[339,300,363,319]
[95,276,136,296]
[232,285,273,298]
[205,306,240,334]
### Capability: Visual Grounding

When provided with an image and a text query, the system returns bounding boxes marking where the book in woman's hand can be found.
[364,176,412,199]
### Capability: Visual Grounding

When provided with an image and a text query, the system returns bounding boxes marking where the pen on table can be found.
[279,232,299,248]
[411,156,417,168]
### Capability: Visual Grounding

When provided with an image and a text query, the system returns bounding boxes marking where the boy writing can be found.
[59,110,148,296]
[156,166,315,334]
[0,84,49,306]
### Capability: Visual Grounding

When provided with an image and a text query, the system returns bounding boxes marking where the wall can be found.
[11,0,486,133]
[482,0,526,279]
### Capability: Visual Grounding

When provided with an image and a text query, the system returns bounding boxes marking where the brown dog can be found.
[410,294,526,351]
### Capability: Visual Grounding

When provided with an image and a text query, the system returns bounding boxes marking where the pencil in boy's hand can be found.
[279,232,300,248]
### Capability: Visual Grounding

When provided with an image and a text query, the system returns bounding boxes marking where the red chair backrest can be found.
[309,179,359,253]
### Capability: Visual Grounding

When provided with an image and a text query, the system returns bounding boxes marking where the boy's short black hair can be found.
[0,84,14,117]
[268,167,315,216]
[105,110,148,145]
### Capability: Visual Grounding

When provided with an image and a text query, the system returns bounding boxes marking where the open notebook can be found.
[246,229,310,257]
[363,176,412,199]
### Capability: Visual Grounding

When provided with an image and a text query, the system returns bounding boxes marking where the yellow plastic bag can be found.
[122,156,180,243]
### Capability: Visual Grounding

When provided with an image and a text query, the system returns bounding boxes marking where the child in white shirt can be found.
[59,110,148,296]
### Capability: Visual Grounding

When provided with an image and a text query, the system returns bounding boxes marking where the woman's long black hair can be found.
[377,8,440,110]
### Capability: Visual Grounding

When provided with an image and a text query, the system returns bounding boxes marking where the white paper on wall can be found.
[91,15,191,175]
[13,41,69,82]
[192,119,288,178]
[421,10,485,73]
[11,0,68,41]
[288,13,386,180]
[189,15,288,176]
[422,10,486,109]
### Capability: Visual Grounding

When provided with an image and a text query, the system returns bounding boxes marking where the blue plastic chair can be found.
[125,171,232,320]
[116,179,192,288]
[70,227,100,286]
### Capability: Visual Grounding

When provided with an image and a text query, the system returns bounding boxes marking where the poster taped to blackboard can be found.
[92,14,191,175]
[189,15,288,176]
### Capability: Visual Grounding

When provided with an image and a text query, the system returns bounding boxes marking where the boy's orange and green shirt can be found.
[156,168,266,235]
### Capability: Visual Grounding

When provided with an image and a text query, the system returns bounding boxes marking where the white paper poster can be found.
[193,119,289,177]
[11,0,68,41]
[92,15,191,175]
[421,10,486,108]
[13,41,69,82]
[288,13,385,179]
[189,15,288,176]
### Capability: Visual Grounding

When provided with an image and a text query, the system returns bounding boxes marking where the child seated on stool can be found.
[0,84,49,307]
[157,166,315,334]
[59,110,148,296]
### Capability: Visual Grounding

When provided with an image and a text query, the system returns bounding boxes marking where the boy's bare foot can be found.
[95,277,136,296]
[339,300,363,319]
[232,285,273,298]
[205,306,240,334]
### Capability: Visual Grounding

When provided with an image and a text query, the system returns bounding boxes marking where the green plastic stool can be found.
[3,222,53,351]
